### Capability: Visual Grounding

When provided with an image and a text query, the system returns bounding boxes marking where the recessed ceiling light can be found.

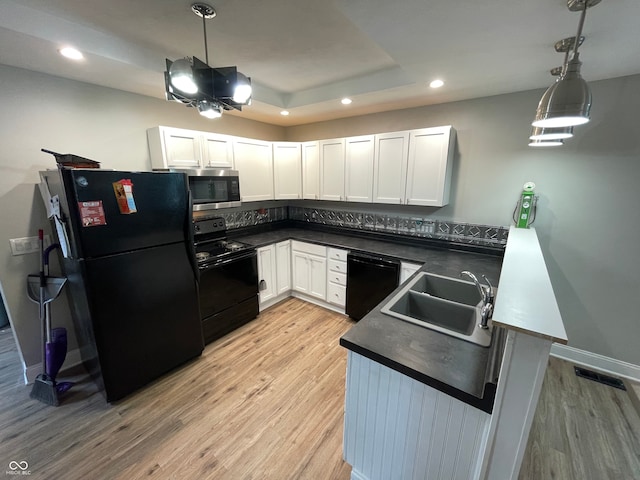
[280,110,290,116]
[59,47,84,60]
[429,79,444,89]
[341,98,352,105]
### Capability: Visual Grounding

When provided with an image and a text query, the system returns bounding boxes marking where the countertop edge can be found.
[339,336,497,414]
[492,227,568,343]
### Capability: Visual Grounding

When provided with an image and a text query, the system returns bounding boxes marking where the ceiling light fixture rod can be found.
[202,13,209,64]
[191,3,216,65]
[572,2,588,59]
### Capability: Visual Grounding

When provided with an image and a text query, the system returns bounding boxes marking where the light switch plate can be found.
[9,235,51,256]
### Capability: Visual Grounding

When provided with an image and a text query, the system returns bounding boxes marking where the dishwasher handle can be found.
[347,252,400,269]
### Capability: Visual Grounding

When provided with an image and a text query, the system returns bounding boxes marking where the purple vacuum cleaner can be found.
[28,230,72,406]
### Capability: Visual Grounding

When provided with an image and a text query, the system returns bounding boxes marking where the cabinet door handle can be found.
[259,279,267,291]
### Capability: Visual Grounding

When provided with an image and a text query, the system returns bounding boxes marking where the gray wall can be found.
[0,65,284,371]
[287,75,640,366]
[1,63,639,372]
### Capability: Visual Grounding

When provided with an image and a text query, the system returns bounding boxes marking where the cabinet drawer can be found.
[328,271,346,286]
[328,248,348,261]
[327,282,346,307]
[328,258,347,274]
[291,240,326,257]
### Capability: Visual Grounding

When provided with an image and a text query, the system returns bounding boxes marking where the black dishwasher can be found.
[346,252,400,321]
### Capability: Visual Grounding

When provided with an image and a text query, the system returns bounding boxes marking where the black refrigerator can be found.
[41,168,204,402]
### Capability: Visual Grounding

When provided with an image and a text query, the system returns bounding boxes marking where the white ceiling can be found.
[0,0,637,126]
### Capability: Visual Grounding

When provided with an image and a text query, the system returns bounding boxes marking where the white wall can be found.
[2,63,639,374]
[0,65,284,373]
[286,75,640,366]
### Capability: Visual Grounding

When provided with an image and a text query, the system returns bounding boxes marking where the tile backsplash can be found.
[219,206,288,229]
[222,205,508,248]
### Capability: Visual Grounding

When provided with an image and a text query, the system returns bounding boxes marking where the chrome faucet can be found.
[460,271,494,305]
[461,271,495,329]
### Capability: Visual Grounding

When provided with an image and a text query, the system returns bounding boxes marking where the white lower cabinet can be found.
[344,351,490,480]
[257,245,277,305]
[257,240,291,309]
[275,240,291,295]
[291,241,327,301]
[327,248,348,307]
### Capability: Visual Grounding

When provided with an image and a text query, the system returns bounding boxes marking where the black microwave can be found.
[172,168,241,211]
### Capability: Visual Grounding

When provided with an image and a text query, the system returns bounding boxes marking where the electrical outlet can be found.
[9,235,51,256]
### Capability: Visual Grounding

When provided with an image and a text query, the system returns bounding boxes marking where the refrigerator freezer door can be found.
[81,242,203,402]
[63,169,190,258]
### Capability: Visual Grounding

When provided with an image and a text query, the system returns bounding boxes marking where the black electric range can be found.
[192,217,259,344]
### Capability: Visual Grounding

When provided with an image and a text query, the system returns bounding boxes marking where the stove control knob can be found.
[194,224,200,232]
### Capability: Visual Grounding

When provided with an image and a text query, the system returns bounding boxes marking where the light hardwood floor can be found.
[2,299,640,480]
[0,299,353,479]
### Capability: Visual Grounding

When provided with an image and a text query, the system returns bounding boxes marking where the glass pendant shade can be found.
[233,72,252,104]
[528,139,564,147]
[169,58,198,95]
[197,100,223,119]
[529,125,574,141]
[532,57,591,128]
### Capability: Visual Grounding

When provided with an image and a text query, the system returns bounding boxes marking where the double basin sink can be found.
[380,272,494,347]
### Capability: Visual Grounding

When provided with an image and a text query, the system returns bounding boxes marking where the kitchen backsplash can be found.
[220,206,289,229]
[223,205,509,247]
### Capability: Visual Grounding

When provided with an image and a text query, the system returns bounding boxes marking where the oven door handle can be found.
[199,249,257,270]
[185,188,200,282]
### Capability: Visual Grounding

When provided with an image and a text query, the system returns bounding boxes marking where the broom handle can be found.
[38,229,47,374]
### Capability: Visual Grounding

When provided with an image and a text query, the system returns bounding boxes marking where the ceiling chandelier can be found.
[531,0,601,130]
[164,3,252,119]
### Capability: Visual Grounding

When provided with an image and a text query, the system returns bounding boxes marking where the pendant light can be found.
[528,36,582,144]
[532,0,601,128]
[528,139,565,147]
[164,3,252,119]
[529,126,573,141]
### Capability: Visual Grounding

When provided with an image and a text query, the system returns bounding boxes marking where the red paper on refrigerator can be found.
[78,201,107,227]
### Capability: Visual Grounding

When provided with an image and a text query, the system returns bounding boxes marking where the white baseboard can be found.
[258,291,292,312]
[23,348,83,384]
[551,343,640,383]
[290,291,345,315]
[350,468,367,480]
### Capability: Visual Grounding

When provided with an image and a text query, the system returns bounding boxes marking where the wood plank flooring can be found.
[2,300,640,480]
[0,299,353,480]
[519,357,640,480]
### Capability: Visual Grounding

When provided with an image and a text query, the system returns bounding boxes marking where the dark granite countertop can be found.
[233,225,505,413]
[234,226,503,285]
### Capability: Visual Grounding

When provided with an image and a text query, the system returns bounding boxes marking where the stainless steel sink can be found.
[380,272,493,347]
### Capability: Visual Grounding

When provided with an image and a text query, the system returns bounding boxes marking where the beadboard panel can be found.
[344,351,490,480]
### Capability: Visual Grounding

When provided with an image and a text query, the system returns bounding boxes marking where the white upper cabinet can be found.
[345,135,375,203]
[147,126,234,170]
[302,141,320,200]
[319,138,346,201]
[148,126,200,169]
[148,125,455,207]
[233,137,274,202]
[373,131,410,204]
[201,132,234,168]
[405,126,456,207]
[273,142,302,200]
